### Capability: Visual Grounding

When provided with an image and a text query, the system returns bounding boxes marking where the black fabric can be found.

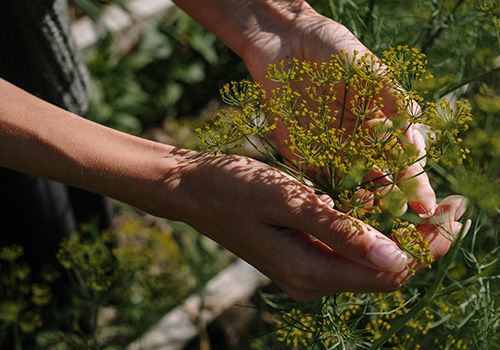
[0,0,112,263]
[0,167,112,266]
[0,0,90,115]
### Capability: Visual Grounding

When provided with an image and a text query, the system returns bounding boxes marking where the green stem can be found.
[435,66,500,99]
[338,83,349,136]
[328,0,338,20]
[361,0,377,42]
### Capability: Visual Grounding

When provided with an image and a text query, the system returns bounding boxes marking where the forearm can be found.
[0,79,183,219]
[172,0,314,60]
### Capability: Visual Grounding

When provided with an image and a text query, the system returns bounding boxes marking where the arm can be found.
[1,78,422,300]
[0,2,467,299]
[0,78,178,218]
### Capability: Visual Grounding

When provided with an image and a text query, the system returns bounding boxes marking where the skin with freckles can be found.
[0,0,467,301]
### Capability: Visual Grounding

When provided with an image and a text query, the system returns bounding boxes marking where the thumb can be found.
[285,195,408,273]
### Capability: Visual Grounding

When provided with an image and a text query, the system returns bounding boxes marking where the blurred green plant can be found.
[239,1,499,349]
[0,246,56,350]
[85,6,245,134]
[0,215,204,349]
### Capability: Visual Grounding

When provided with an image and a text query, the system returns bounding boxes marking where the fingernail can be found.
[418,205,436,219]
[462,219,472,238]
[368,241,408,272]
[455,198,468,220]
[432,197,467,225]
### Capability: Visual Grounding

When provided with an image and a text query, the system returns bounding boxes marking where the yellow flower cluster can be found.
[197,45,472,271]
[382,45,431,91]
[424,98,473,166]
[391,220,433,269]
[196,80,276,153]
[275,293,364,349]
[273,286,475,349]
[275,308,316,348]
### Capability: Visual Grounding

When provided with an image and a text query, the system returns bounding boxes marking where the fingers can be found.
[283,194,408,273]
[276,249,407,302]
[318,194,335,208]
[363,167,408,217]
[399,127,437,215]
[410,195,469,271]
[271,194,469,302]
[417,220,471,260]
[418,195,469,253]
[363,117,434,217]
[430,195,467,225]
[381,88,437,215]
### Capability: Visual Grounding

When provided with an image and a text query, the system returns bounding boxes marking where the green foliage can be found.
[85,6,245,134]
[0,216,209,349]
[310,0,499,98]
[244,1,500,348]
[0,246,53,349]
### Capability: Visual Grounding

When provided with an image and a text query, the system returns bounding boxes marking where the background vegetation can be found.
[0,0,498,349]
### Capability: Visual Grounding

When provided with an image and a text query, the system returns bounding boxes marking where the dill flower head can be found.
[197,46,472,269]
[423,98,473,166]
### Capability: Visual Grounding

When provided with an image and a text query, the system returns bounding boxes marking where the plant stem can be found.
[435,66,500,99]
[328,0,338,20]
[338,83,349,135]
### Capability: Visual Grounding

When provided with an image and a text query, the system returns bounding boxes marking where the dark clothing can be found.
[0,0,89,114]
[0,0,111,266]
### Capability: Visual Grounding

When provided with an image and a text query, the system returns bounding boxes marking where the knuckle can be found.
[278,263,317,300]
[431,243,450,259]
[368,272,408,292]
[328,217,369,252]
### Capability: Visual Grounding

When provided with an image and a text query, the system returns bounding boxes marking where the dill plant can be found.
[197,46,471,267]
[196,46,482,349]
[0,245,54,349]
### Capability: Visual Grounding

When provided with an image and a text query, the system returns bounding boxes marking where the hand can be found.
[170,0,463,298]
[241,2,436,216]
[158,149,467,301]
[416,195,470,266]
[0,77,467,302]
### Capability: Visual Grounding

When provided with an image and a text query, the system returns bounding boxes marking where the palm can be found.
[243,13,436,215]
[245,13,366,82]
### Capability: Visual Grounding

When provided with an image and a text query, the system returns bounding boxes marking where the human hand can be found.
[158,149,466,301]
[241,1,436,216]
[415,195,470,267]
[0,78,468,302]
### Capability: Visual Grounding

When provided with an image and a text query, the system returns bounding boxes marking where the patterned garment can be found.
[0,0,111,267]
[0,0,90,115]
